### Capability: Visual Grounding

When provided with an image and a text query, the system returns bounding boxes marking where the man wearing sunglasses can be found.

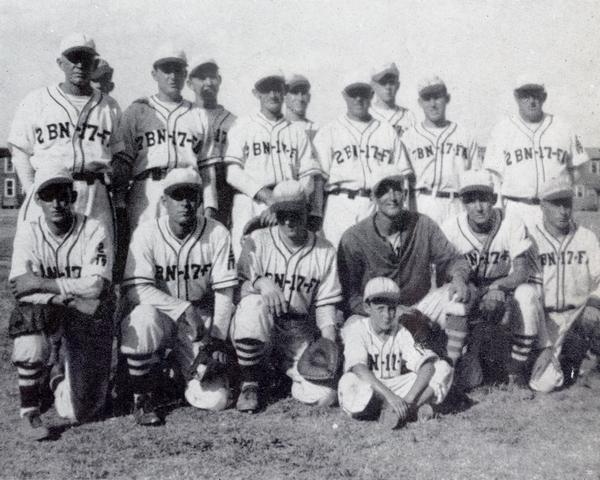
[441,171,542,389]
[120,168,237,425]
[119,44,215,234]
[8,166,114,440]
[232,180,342,413]
[370,63,415,138]
[314,73,411,248]
[400,76,479,226]
[8,33,124,241]
[187,57,237,228]
[483,75,589,232]
[224,71,320,259]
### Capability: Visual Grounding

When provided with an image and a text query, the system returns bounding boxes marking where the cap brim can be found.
[515,84,545,92]
[255,76,285,91]
[272,200,307,212]
[62,46,97,57]
[541,190,574,201]
[189,62,218,77]
[365,292,401,304]
[343,83,372,94]
[164,182,203,195]
[373,175,404,195]
[154,57,187,68]
[459,185,495,196]
[37,177,73,193]
[287,80,310,90]
[419,85,447,97]
[372,70,399,83]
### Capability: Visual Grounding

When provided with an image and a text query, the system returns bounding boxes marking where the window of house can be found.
[592,160,600,174]
[4,157,14,173]
[574,185,585,198]
[4,179,15,198]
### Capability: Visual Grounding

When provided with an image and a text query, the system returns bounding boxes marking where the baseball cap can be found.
[91,58,113,81]
[459,170,495,196]
[342,71,372,95]
[515,73,545,92]
[286,73,311,91]
[254,69,286,92]
[271,180,307,212]
[34,165,74,194]
[153,43,187,68]
[539,176,574,201]
[363,277,402,304]
[188,56,218,77]
[371,165,406,196]
[418,75,447,97]
[59,33,97,57]
[371,62,400,83]
[163,167,203,195]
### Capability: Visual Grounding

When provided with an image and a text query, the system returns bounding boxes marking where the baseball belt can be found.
[416,188,457,199]
[503,195,540,205]
[72,172,106,185]
[134,167,169,182]
[327,188,371,199]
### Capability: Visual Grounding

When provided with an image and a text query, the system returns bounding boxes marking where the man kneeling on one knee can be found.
[338,278,453,427]
[120,167,238,425]
[232,180,343,412]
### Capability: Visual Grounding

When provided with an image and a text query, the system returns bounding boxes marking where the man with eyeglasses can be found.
[224,70,321,259]
[187,57,236,228]
[483,75,589,232]
[314,73,410,248]
[119,167,237,425]
[370,63,415,138]
[8,33,124,240]
[8,166,114,440]
[119,44,214,234]
[400,76,480,226]
[231,180,342,413]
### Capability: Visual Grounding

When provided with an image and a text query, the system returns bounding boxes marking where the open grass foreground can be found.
[0,210,599,479]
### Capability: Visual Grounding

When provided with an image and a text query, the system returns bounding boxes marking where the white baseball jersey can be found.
[238,227,343,316]
[314,115,411,191]
[529,223,600,311]
[120,96,208,176]
[370,104,415,138]
[342,317,437,379]
[290,118,319,142]
[224,113,321,192]
[483,114,588,198]
[10,213,113,304]
[442,209,535,284]
[8,85,124,172]
[199,105,237,166]
[401,121,479,192]
[122,216,238,302]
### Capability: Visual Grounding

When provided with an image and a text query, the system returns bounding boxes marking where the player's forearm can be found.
[316,304,337,337]
[489,255,531,292]
[351,363,396,400]
[200,165,218,211]
[211,287,234,341]
[403,361,434,405]
[447,257,471,285]
[16,293,56,305]
[125,283,190,321]
[11,147,35,193]
[226,164,267,200]
[56,275,108,299]
[298,175,315,197]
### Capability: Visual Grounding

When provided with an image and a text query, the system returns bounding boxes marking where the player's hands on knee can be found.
[9,261,42,298]
[255,277,288,317]
[259,208,277,228]
[384,392,410,421]
[448,279,470,303]
[480,288,506,315]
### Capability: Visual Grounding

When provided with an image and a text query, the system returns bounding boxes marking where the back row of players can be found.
[7,33,599,439]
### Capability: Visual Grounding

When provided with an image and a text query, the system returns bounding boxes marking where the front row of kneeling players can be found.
[9,165,600,439]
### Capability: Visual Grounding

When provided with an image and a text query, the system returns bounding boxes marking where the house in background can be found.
[574,147,600,211]
[0,147,24,209]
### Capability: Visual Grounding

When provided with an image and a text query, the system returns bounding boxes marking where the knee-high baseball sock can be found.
[508,333,536,374]
[124,352,159,398]
[445,315,469,366]
[14,361,45,417]
[235,338,265,383]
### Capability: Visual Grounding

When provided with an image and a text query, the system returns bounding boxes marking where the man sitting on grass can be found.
[338,277,453,428]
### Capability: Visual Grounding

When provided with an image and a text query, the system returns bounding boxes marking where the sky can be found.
[1,0,599,146]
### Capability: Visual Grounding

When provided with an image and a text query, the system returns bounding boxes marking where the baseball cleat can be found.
[20,412,50,441]
[133,394,161,426]
[236,383,259,413]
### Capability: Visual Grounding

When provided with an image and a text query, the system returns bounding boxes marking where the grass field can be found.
[0,209,599,480]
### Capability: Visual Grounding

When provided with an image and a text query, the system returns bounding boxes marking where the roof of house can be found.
[578,175,600,189]
[585,147,600,160]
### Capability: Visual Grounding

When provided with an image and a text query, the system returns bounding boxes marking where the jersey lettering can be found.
[135,129,199,151]
[39,264,82,279]
[34,122,111,146]
[251,140,298,160]
[154,263,212,281]
[464,250,510,269]
[505,147,568,166]
[367,352,401,378]
[411,142,468,160]
[539,250,586,266]
[264,271,321,294]
[332,144,393,164]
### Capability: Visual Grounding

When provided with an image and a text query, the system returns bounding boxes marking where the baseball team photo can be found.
[0,1,599,479]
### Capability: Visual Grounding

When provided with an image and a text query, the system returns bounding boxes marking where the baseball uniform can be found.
[8,85,123,236]
[314,115,411,247]
[231,226,343,405]
[371,104,416,138]
[402,121,479,226]
[224,113,320,258]
[10,213,114,422]
[338,316,452,416]
[119,96,209,231]
[483,114,588,231]
[120,214,237,408]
